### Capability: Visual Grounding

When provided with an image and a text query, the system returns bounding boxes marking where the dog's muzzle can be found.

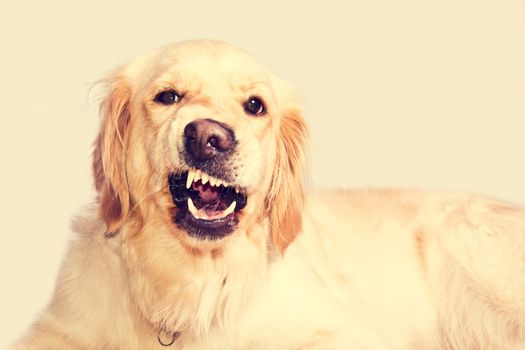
[168,119,247,240]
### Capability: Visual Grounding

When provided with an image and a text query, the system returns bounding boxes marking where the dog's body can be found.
[13,41,525,349]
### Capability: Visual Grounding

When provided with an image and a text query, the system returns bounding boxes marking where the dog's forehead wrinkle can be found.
[122,39,270,86]
[165,47,267,81]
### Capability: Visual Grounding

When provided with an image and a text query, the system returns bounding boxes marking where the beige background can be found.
[1,0,524,346]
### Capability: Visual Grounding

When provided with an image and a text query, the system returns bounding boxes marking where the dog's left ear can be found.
[92,73,132,235]
[265,85,309,253]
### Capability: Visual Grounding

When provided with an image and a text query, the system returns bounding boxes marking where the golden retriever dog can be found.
[13,40,525,349]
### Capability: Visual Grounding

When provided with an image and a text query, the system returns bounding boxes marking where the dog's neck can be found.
[119,218,269,345]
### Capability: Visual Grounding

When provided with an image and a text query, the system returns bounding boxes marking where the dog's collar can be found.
[157,329,181,347]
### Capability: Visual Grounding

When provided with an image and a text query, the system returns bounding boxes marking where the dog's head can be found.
[93,40,308,252]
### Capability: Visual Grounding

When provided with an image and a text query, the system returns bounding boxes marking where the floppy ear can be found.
[265,100,309,253]
[92,74,132,235]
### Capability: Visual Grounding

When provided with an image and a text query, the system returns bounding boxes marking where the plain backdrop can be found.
[1,0,524,347]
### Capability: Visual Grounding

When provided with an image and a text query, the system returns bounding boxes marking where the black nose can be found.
[184,119,235,162]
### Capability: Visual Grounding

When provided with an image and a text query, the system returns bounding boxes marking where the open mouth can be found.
[168,169,247,240]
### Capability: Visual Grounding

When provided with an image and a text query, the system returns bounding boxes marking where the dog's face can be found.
[93,41,308,251]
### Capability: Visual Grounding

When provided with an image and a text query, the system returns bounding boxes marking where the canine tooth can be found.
[186,169,195,189]
[209,177,216,187]
[194,169,201,183]
[223,201,237,216]
[216,179,223,187]
[187,198,198,216]
[201,173,209,185]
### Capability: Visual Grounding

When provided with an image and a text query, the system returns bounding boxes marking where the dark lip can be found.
[173,199,238,240]
[181,147,238,184]
[167,171,247,240]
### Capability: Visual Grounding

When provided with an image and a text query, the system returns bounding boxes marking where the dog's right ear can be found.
[92,73,132,235]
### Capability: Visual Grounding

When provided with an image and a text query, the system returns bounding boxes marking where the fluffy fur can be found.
[13,40,525,350]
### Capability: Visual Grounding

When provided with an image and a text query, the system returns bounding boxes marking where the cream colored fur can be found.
[13,40,525,350]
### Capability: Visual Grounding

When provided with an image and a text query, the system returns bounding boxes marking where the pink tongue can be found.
[193,182,220,203]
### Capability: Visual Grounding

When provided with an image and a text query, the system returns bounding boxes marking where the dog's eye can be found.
[243,96,266,116]
[154,90,182,105]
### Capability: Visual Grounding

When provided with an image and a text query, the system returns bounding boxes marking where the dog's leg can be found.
[433,195,525,349]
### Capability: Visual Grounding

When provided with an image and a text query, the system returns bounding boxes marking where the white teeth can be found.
[187,198,237,220]
[201,173,209,185]
[187,198,198,215]
[186,169,196,189]
[223,201,237,216]
[184,168,234,190]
